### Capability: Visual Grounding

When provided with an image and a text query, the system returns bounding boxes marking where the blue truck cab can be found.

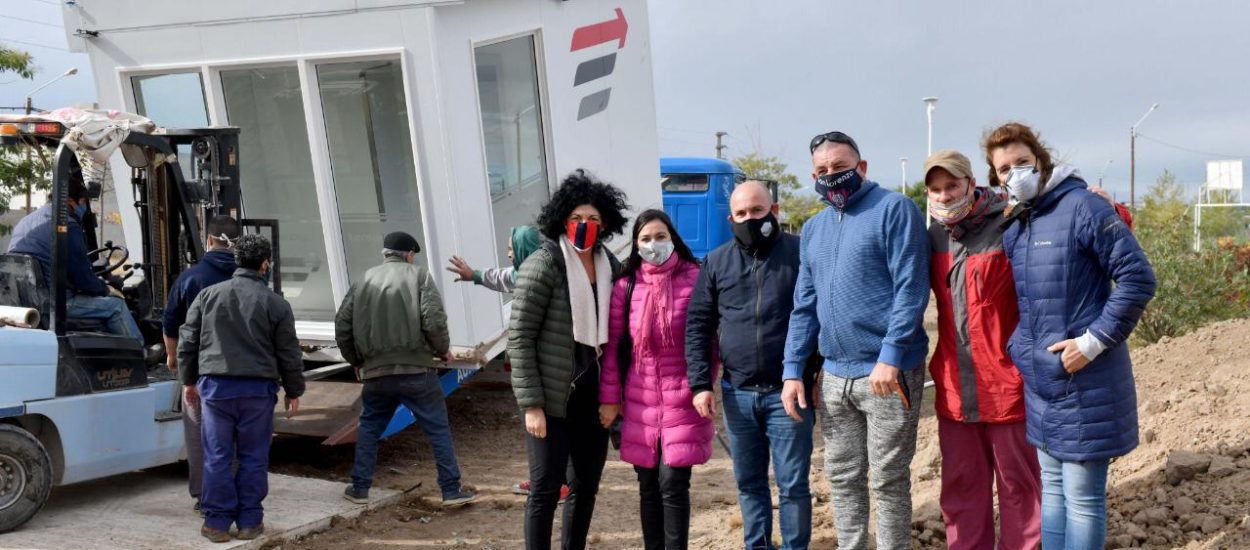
[660,157,744,259]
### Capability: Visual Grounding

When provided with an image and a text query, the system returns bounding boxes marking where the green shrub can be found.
[1132,171,1250,344]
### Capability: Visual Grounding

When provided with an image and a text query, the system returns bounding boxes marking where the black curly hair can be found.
[233,234,272,270]
[535,169,630,243]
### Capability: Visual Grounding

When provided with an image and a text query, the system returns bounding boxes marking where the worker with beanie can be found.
[336,231,477,507]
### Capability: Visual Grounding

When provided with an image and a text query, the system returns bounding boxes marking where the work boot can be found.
[442,488,478,508]
[343,485,370,504]
[236,524,265,540]
[200,524,230,543]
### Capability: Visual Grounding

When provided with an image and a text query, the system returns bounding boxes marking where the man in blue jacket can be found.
[781,132,930,550]
[686,180,815,550]
[6,175,142,345]
[162,215,240,516]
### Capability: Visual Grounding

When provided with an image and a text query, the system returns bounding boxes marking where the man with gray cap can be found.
[336,231,476,507]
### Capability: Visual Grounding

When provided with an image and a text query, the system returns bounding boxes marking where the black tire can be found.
[0,424,53,533]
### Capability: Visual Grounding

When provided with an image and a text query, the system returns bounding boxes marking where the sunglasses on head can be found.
[809,131,861,155]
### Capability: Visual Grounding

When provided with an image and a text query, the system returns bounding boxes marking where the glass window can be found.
[661,174,710,193]
[475,36,549,269]
[316,60,425,284]
[220,66,335,320]
[132,73,209,128]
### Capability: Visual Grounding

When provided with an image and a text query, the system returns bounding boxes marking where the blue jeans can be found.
[67,294,143,346]
[351,372,462,497]
[200,391,277,531]
[721,382,814,550]
[1037,450,1109,550]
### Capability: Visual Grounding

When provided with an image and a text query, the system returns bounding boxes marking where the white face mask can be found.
[1004,165,1042,204]
[637,240,674,266]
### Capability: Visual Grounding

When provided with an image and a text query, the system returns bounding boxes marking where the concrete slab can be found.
[0,468,400,550]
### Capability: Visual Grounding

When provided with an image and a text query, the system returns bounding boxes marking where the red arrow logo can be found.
[571,8,628,52]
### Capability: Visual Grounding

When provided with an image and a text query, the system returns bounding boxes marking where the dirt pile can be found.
[1099,319,1250,549]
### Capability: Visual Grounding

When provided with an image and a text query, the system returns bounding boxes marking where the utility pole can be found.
[1129,103,1159,209]
[714,131,728,159]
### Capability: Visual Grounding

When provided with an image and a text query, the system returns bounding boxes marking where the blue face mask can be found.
[814,168,863,210]
[73,202,88,220]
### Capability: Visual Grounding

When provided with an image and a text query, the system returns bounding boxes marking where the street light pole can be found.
[1098,159,1113,187]
[24,67,79,115]
[900,157,908,191]
[922,97,938,225]
[22,67,80,211]
[1129,102,1159,209]
[923,97,938,156]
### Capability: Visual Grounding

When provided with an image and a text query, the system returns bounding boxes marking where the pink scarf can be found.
[633,254,681,353]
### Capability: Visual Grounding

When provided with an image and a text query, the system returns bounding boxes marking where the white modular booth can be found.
[61,0,663,361]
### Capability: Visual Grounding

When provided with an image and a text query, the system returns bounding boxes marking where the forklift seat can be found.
[0,253,50,329]
[0,252,107,332]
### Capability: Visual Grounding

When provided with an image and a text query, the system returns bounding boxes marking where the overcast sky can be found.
[5,0,1250,204]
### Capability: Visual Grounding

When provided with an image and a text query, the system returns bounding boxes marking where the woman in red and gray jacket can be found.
[923,149,1041,550]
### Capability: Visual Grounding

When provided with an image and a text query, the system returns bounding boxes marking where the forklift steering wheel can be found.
[88,242,129,278]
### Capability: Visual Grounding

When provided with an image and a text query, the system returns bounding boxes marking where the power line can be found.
[1136,133,1250,159]
[0,37,69,51]
[0,14,63,28]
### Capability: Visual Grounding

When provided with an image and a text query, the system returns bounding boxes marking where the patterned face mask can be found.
[815,168,863,210]
[929,181,975,225]
[566,220,601,252]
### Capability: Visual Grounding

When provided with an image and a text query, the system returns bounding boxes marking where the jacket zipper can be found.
[831,210,846,361]
[752,254,764,377]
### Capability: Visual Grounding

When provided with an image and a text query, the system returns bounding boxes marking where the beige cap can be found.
[924,149,973,181]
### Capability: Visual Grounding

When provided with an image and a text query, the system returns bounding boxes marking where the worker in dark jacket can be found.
[685,180,816,549]
[7,173,142,345]
[987,123,1156,549]
[162,215,240,516]
[336,231,476,508]
[178,234,304,543]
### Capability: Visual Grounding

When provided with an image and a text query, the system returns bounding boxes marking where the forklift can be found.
[0,116,271,532]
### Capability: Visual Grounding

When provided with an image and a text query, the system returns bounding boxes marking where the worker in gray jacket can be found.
[337,231,477,508]
[178,234,305,543]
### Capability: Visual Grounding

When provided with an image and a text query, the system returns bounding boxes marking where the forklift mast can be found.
[46,127,247,333]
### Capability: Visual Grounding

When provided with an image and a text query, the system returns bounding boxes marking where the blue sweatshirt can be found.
[6,204,108,297]
[783,180,931,380]
[162,249,237,338]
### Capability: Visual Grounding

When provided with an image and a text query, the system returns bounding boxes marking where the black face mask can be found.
[731,212,780,250]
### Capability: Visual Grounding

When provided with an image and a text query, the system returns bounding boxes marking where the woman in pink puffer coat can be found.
[600,209,713,550]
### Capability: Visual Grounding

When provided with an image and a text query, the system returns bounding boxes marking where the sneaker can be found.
[441,489,478,507]
[193,499,204,517]
[511,480,570,503]
[343,485,370,504]
[236,524,265,540]
[200,524,231,543]
[509,480,531,495]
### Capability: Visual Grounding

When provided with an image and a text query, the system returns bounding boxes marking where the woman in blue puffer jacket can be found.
[984,122,1156,550]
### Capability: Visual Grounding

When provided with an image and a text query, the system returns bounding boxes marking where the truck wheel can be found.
[0,424,52,533]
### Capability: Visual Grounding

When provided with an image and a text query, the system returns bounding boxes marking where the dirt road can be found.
[273,319,1250,549]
